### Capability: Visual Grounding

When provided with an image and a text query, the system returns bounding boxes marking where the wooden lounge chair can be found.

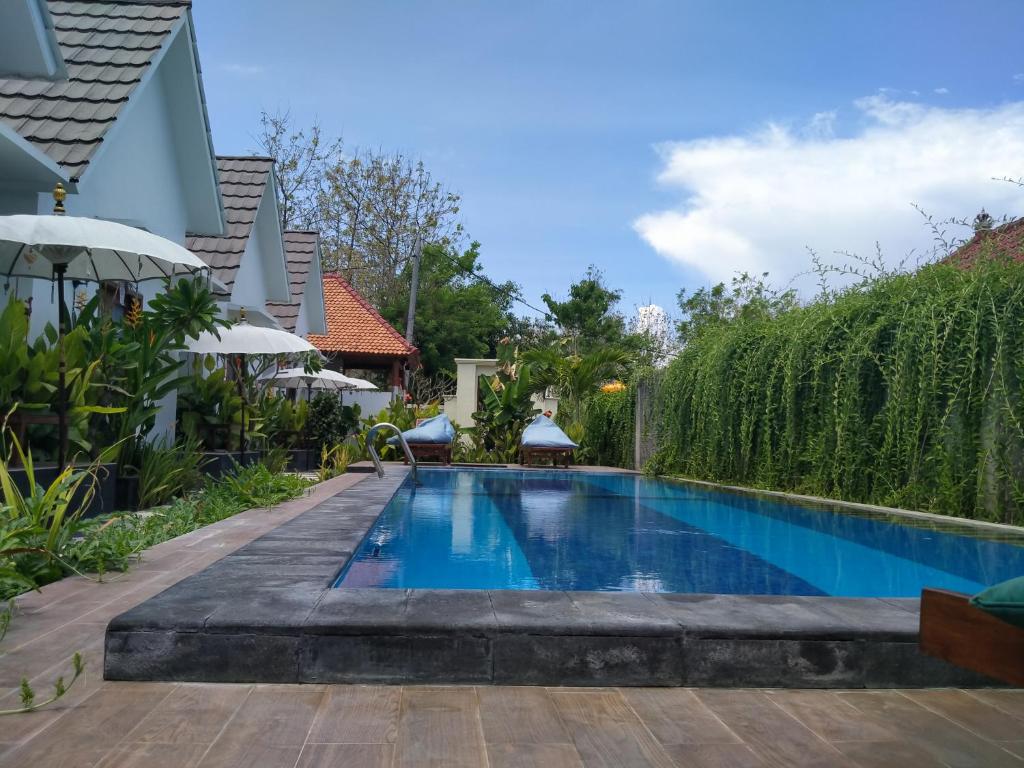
[519,446,573,468]
[519,415,577,468]
[403,441,451,465]
[919,588,1024,685]
[393,414,453,465]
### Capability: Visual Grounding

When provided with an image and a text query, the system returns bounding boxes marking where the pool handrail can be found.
[365,422,418,483]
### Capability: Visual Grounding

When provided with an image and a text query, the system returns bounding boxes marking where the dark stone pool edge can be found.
[103,467,999,688]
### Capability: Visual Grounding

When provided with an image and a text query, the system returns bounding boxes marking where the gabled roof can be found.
[266,230,318,333]
[0,1,191,180]
[944,218,1024,269]
[308,273,417,360]
[186,156,274,290]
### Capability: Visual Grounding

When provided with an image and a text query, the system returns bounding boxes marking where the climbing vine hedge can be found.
[650,259,1024,525]
[583,389,635,469]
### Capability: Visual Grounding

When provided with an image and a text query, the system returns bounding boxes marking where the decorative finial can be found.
[52,182,66,215]
[973,209,994,233]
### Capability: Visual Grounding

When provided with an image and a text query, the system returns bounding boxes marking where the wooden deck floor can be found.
[1,472,1021,768]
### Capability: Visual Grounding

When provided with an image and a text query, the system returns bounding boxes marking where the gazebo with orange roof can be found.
[307,274,418,389]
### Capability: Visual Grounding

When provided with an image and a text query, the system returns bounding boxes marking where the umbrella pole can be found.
[238,353,246,467]
[55,263,68,470]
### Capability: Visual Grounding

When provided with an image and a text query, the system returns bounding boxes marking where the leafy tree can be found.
[523,343,629,426]
[507,314,558,349]
[541,266,627,354]
[675,271,797,345]
[380,242,517,378]
[256,110,342,231]
[258,111,463,309]
[316,149,462,306]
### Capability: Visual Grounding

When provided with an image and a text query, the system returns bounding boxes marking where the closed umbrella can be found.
[187,311,318,464]
[0,184,211,468]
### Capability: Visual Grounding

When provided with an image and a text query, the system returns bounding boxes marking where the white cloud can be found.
[934,87,949,95]
[223,63,265,76]
[634,95,1024,289]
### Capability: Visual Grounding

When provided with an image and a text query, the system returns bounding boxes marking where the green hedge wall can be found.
[583,389,635,469]
[652,259,1024,525]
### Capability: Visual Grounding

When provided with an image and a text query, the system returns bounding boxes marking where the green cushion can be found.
[970,576,1024,628]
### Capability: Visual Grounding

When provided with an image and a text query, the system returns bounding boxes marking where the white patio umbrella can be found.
[187,311,318,463]
[271,367,377,391]
[0,184,211,468]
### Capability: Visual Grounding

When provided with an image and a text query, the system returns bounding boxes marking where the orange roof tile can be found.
[944,218,1024,268]
[307,274,417,359]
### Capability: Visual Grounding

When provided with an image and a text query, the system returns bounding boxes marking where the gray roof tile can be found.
[0,1,189,179]
[267,230,319,333]
[186,156,275,291]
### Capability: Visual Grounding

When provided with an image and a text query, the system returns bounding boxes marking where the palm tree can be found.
[523,343,629,425]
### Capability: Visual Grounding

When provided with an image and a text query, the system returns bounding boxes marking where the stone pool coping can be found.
[104,466,997,688]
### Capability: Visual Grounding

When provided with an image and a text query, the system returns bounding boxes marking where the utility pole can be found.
[403,233,422,392]
[405,233,421,346]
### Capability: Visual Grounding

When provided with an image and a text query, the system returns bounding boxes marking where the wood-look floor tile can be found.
[0,622,104,687]
[662,742,765,768]
[392,687,487,768]
[307,685,401,744]
[123,683,251,744]
[1001,741,1024,760]
[696,690,854,768]
[197,687,324,768]
[94,741,210,768]
[902,689,1024,742]
[622,688,740,746]
[296,743,394,768]
[550,690,676,768]
[486,742,586,768]
[478,686,572,745]
[964,690,1024,723]
[765,690,897,742]
[0,683,173,768]
[196,743,303,768]
[831,739,952,768]
[0,639,108,745]
[839,691,1023,768]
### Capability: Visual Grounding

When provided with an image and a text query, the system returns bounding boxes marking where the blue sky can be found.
[193,1,1024,320]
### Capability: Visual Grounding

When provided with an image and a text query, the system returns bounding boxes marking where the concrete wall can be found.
[341,389,394,417]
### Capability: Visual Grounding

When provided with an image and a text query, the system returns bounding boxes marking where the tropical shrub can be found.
[651,258,1024,524]
[307,393,359,453]
[318,443,352,482]
[0,435,104,598]
[132,437,204,509]
[470,339,539,457]
[178,368,243,450]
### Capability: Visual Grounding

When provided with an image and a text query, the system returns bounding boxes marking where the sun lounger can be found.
[919,585,1024,685]
[388,414,454,464]
[520,414,578,468]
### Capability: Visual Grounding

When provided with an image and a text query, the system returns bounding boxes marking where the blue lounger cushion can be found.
[521,414,578,449]
[387,413,455,446]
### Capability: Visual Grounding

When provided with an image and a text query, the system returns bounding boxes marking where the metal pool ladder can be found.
[365,422,418,484]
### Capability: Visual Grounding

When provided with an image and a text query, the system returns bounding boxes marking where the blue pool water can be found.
[334,469,1024,597]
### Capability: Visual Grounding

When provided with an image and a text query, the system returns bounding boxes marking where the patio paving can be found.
[1,471,1021,767]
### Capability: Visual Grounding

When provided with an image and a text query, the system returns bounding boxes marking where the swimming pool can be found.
[334,468,1024,597]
